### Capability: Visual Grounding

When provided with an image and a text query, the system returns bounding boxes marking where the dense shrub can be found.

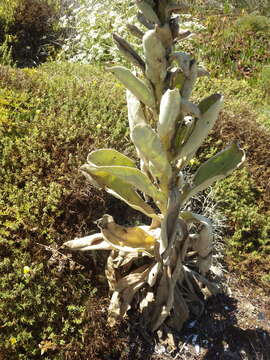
[0,0,69,67]
[214,168,270,256]
[0,244,96,359]
[236,13,270,32]
[259,65,270,100]
[229,0,270,15]
[0,62,136,359]
[0,61,269,357]
[0,62,133,242]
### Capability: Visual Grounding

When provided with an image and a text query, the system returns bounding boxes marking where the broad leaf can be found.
[177,94,223,161]
[98,215,157,255]
[193,142,245,187]
[143,29,167,89]
[127,90,148,134]
[82,149,158,219]
[87,148,136,168]
[158,88,181,152]
[132,124,172,183]
[82,164,165,203]
[135,0,160,24]
[108,66,156,109]
[181,142,245,203]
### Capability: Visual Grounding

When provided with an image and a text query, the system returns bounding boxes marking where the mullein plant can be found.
[64,0,245,332]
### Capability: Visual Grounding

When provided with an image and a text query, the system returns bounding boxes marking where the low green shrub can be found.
[236,13,270,32]
[229,0,270,15]
[0,244,96,359]
[0,62,133,359]
[0,62,131,243]
[214,168,270,257]
[185,12,270,80]
[258,65,270,100]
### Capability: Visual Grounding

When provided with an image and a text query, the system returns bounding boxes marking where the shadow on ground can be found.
[117,293,270,360]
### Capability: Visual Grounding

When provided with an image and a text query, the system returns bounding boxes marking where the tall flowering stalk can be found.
[65,0,245,332]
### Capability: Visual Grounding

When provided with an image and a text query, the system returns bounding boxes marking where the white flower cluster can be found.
[181,14,206,31]
[58,0,205,64]
[59,0,137,64]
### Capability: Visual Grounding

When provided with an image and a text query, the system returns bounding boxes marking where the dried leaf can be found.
[108,265,150,326]
[64,233,112,251]
[98,215,158,256]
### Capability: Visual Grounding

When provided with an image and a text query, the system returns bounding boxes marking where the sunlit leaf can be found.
[98,215,158,255]
[182,142,245,203]
[81,149,159,219]
[107,66,156,108]
[177,94,223,161]
[64,233,113,251]
[132,124,172,183]
[158,88,181,152]
[82,163,165,205]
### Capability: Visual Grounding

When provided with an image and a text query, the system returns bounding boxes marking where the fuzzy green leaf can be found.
[87,149,136,168]
[176,93,223,161]
[127,90,148,134]
[82,160,165,207]
[107,66,156,109]
[132,123,172,183]
[182,142,245,203]
[143,29,167,88]
[158,88,181,152]
[135,0,161,24]
[193,142,245,187]
[82,149,158,219]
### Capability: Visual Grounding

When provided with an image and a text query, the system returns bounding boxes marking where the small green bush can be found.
[236,13,270,32]
[229,0,270,15]
[214,168,270,257]
[0,245,96,359]
[0,62,131,243]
